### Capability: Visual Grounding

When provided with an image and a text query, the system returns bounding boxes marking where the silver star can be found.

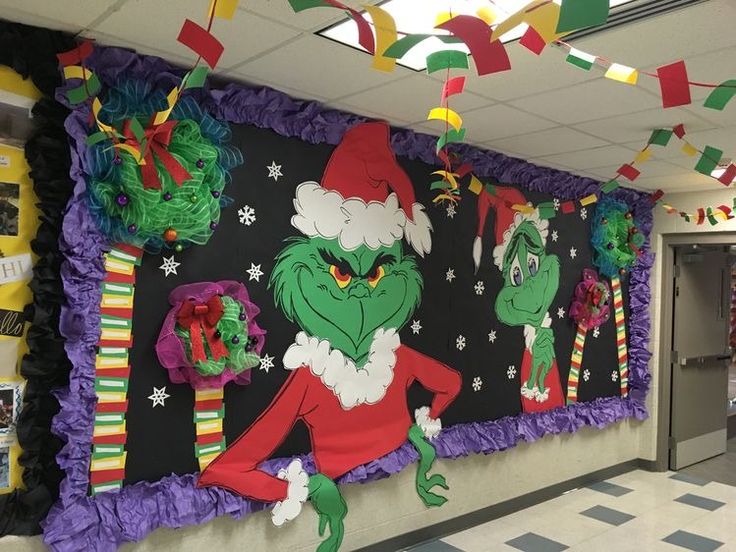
[551,230,558,242]
[148,386,170,408]
[411,320,422,335]
[446,204,456,219]
[488,330,497,343]
[247,263,264,282]
[569,246,577,259]
[267,161,283,181]
[159,256,180,277]
[259,353,274,373]
[557,306,565,319]
[446,268,456,282]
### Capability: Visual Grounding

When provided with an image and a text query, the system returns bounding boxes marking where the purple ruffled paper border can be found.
[44,45,652,552]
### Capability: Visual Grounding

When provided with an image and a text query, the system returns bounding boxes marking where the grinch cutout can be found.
[473,187,564,413]
[198,122,461,552]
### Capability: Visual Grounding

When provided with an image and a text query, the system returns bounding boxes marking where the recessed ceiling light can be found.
[320,0,636,71]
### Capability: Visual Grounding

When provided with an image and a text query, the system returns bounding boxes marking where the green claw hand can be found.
[408,424,450,508]
[308,474,347,552]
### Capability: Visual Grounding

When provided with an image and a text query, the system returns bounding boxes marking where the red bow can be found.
[122,119,192,190]
[177,296,228,364]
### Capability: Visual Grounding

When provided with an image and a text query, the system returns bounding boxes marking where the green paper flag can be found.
[183,66,208,89]
[436,128,466,151]
[66,73,101,104]
[484,183,496,196]
[128,117,145,143]
[86,131,111,146]
[565,48,596,71]
[704,80,736,111]
[426,50,469,74]
[287,0,330,12]
[694,146,723,175]
[538,202,556,220]
[556,0,609,33]
[648,129,673,146]
[384,34,432,59]
[429,180,450,191]
[601,179,620,193]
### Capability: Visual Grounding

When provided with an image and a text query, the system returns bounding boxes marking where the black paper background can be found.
[125,122,629,484]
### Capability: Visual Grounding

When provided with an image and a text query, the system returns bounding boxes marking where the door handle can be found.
[679,354,731,366]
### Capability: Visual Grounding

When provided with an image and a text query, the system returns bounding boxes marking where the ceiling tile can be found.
[508,78,662,125]
[220,71,331,102]
[635,173,723,192]
[0,0,117,32]
[241,0,379,32]
[485,127,609,158]
[94,0,301,70]
[573,107,715,144]
[458,104,559,143]
[538,145,637,171]
[235,34,408,100]
[588,160,689,180]
[78,31,193,68]
[336,75,490,127]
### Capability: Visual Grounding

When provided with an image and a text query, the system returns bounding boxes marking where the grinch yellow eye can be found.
[367,265,385,288]
[329,265,352,289]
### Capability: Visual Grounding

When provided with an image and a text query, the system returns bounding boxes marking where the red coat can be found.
[519,348,565,413]
[198,344,461,503]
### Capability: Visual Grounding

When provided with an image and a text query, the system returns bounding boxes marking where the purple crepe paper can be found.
[156,280,266,389]
[44,44,653,552]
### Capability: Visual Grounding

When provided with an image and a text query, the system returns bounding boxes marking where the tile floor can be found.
[406,468,736,552]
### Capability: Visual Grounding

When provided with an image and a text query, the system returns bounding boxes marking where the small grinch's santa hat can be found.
[473,186,549,272]
[291,122,432,256]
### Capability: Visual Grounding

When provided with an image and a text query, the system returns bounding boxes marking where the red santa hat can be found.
[473,186,549,272]
[291,122,432,256]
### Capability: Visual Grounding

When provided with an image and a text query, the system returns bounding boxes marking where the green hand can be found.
[408,424,450,507]
[532,327,555,379]
[308,474,347,552]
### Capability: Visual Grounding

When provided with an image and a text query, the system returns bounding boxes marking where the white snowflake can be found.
[446,268,456,282]
[592,326,600,339]
[569,246,577,259]
[551,230,559,242]
[266,161,283,181]
[553,198,560,211]
[456,335,466,351]
[611,370,619,382]
[557,306,566,319]
[247,263,264,282]
[488,330,497,343]
[583,369,590,382]
[507,365,517,379]
[159,256,180,277]
[238,205,256,226]
[472,376,483,392]
[148,386,170,408]
[259,354,274,373]
[580,207,588,220]
[411,320,422,335]
[446,204,456,219]
[474,280,485,295]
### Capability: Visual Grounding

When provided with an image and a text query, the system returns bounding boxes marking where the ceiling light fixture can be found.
[319,0,636,71]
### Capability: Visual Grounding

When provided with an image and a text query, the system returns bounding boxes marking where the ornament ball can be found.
[163,228,177,242]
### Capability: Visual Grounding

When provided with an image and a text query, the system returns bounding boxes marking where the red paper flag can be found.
[717,164,736,185]
[57,40,94,66]
[617,164,640,181]
[177,19,224,68]
[455,163,472,178]
[657,61,691,108]
[696,208,705,225]
[649,189,664,204]
[519,26,546,55]
[672,123,686,139]
[437,15,511,76]
[441,76,466,105]
[561,201,576,214]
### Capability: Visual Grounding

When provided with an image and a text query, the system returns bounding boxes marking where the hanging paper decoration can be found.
[566,47,596,71]
[567,269,611,404]
[435,16,510,76]
[604,63,638,85]
[704,80,736,111]
[656,60,692,108]
[556,0,610,33]
[208,0,239,20]
[156,281,265,470]
[363,4,397,72]
[57,40,101,105]
[177,19,225,68]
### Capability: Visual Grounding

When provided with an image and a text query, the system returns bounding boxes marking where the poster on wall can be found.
[44,44,651,552]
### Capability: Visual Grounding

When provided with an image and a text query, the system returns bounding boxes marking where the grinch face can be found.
[495,221,559,328]
[271,237,422,363]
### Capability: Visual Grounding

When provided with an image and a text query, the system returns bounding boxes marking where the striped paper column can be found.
[611,275,629,397]
[566,324,588,404]
[90,244,142,495]
[194,387,226,471]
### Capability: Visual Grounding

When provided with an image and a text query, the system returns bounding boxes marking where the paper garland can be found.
[90,244,143,495]
[194,388,226,470]
[611,275,629,397]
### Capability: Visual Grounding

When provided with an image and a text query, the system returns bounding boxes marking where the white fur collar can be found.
[523,313,552,349]
[282,329,400,410]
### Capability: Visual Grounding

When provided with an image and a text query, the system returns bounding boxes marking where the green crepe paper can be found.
[601,179,620,193]
[67,72,101,104]
[426,50,469,74]
[704,80,736,111]
[183,66,208,90]
[556,0,609,33]
[648,129,673,146]
[308,474,347,552]
[175,295,260,377]
[694,145,723,175]
[408,424,449,508]
[436,128,466,151]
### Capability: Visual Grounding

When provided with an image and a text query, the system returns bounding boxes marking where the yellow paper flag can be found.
[634,148,652,164]
[681,142,698,157]
[63,65,90,80]
[579,194,598,206]
[431,170,460,190]
[491,0,567,43]
[468,174,484,195]
[92,97,115,134]
[208,0,239,19]
[476,6,497,25]
[427,107,463,131]
[604,63,638,85]
[512,203,536,214]
[152,87,180,126]
[363,5,397,73]
[434,11,454,26]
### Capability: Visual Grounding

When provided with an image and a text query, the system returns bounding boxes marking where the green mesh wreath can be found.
[591,196,645,278]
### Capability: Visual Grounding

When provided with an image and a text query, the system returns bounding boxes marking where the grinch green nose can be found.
[349,282,370,299]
